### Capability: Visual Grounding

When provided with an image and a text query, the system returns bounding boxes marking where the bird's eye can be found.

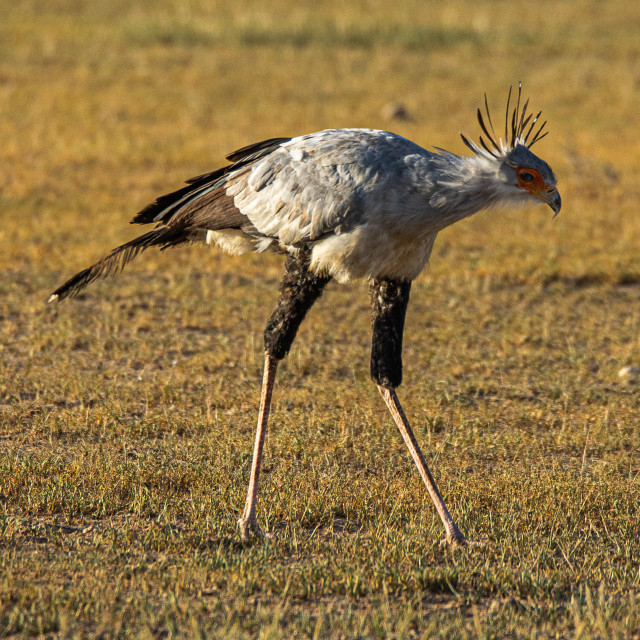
[520,172,534,183]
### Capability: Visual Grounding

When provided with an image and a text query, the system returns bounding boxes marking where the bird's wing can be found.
[131,137,292,228]
[225,129,425,246]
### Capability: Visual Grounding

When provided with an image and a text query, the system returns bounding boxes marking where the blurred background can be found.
[1,0,638,283]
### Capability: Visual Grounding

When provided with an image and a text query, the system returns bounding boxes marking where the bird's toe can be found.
[238,516,275,541]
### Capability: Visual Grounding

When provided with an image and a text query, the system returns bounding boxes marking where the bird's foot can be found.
[238,516,275,541]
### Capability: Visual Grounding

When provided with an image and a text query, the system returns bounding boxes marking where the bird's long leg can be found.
[238,249,331,540]
[238,353,278,539]
[377,386,466,545]
[369,278,466,546]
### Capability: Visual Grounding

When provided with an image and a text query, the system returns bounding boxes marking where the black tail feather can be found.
[48,226,188,302]
[51,136,292,302]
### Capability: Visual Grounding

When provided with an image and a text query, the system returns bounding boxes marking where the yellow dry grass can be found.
[1,0,640,637]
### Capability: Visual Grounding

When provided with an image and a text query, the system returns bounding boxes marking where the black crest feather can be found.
[463,83,549,156]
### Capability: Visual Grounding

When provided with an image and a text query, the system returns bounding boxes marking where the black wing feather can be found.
[132,137,291,226]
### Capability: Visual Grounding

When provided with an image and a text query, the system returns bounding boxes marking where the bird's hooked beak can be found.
[538,187,562,217]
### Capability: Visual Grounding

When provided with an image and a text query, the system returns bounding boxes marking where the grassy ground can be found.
[2,0,640,637]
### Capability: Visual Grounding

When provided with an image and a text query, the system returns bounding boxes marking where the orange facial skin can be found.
[515,166,559,211]
[516,167,547,193]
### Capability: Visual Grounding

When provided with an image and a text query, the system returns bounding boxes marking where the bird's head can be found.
[460,84,561,216]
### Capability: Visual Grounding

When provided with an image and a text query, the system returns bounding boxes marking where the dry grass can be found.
[2,0,640,637]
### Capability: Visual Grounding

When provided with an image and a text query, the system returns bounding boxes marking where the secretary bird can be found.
[50,85,560,546]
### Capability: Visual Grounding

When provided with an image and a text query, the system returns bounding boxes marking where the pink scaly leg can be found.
[238,354,278,540]
[378,386,468,546]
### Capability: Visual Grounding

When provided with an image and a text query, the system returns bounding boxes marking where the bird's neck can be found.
[428,153,507,221]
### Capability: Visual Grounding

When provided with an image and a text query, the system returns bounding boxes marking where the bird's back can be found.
[226,129,435,238]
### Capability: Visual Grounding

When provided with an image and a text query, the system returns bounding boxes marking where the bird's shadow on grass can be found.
[277,516,365,541]
[196,535,248,552]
